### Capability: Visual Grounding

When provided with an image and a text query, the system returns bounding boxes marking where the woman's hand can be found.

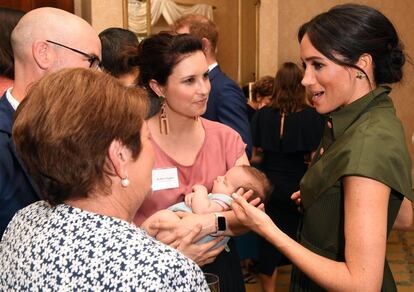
[291,190,301,205]
[149,213,224,266]
[175,224,225,266]
[231,192,276,237]
[236,187,264,209]
[151,212,210,243]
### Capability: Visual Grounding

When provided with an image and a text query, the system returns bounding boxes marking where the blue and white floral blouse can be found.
[0,201,208,291]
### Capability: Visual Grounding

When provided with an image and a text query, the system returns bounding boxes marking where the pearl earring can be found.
[121,175,130,187]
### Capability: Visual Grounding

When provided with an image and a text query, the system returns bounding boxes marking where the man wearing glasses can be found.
[0,7,101,237]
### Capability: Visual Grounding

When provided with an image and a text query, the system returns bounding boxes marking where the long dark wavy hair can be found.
[270,62,306,114]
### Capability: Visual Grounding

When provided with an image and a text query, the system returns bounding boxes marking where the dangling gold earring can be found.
[356,71,366,79]
[159,96,169,135]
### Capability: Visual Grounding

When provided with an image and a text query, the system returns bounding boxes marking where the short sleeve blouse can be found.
[301,86,413,208]
[134,118,245,225]
[290,86,413,291]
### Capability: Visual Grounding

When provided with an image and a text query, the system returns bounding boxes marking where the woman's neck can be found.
[148,109,206,166]
[346,82,376,106]
[65,189,136,223]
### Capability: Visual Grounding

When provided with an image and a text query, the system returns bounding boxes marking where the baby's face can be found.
[212,167,248,195]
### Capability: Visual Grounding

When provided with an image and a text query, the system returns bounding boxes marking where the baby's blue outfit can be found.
[168,193,233,251]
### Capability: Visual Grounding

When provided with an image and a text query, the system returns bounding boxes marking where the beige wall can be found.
[74,0,124,33]
[240,0,258,85]
[258,0,278,79]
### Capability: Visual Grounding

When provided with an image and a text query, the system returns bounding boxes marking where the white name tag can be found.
[152,167,179,191]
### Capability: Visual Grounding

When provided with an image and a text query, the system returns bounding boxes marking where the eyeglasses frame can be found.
[46,40,101,69]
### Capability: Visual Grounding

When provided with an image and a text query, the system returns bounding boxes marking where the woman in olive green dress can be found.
[231,3,413,291]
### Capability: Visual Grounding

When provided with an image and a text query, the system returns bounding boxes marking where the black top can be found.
[251,105,324,273]
[251,106,324,153]
[252,106,324,174]
[246,103,256,122]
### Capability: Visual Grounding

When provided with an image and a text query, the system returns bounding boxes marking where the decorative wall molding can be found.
[126,0,214,34]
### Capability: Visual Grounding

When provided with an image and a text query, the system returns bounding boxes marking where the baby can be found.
[141,165,271,249]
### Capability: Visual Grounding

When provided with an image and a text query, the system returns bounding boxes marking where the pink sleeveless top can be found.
[134,118,245,225]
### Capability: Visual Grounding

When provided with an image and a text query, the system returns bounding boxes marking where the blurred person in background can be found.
[250,62,323,292]
[99,27,140,87]
[0,7,24,94]
[247,75,275,121]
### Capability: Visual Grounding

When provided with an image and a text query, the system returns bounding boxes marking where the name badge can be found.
[152,167,179,191]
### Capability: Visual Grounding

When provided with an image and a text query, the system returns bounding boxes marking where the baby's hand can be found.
[185,185,208,209]
[192,184,208,193]
[185,192,195,207]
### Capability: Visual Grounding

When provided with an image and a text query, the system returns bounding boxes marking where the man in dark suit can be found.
[173,14,252,158]
[0,7,102,237]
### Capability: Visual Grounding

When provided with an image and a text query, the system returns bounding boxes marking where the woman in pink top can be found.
[135,33,252,291]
